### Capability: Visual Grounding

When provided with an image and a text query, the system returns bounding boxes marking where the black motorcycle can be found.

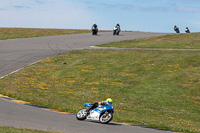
[174,26,180,33]
[92,27,98,35]
[185,27,190,33]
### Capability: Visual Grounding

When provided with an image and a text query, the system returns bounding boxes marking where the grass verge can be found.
[0,126,57,133]
[0,28,91,40]
[99,33,200,49]
[0,32,199,133]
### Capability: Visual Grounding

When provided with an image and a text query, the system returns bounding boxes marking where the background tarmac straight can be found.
[0,32,170,133]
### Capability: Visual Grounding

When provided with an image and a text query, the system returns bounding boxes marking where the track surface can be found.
[0,32,171,133]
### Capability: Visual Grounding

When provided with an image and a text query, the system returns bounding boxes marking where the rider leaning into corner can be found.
[185,27,190,33]
[116,22,121,30]
[173,25,180,33]
[113,22,121,35]
[86,98,113,114]
[92,22,98,30]
[114,22,121,31]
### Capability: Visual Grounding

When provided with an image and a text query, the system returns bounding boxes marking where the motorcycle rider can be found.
[185,27,190,33]
[91,22,98,35]
[116,23,121,30]
[113,23,121,35]
[174,25,180,33]
[86,98,113,114]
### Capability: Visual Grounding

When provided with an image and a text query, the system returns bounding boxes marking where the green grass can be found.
[0,31,200,133]
[0,28,91,40]
[99,33,200,49]
[0,126,57,133]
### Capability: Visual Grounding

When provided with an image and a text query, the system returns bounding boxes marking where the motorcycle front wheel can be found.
[92,30,97,35]
[113,31,116,35]
[76,109,87,120]
[92,31,95,35]
[99,112,113,124]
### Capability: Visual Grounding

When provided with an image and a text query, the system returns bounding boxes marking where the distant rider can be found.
[86,98,113,114]
[115,23,121,31]
[91,22,98,35]
[92,22,98,29]
[185,27,190,33]
[174,25,180,33]
[113,23,121,35]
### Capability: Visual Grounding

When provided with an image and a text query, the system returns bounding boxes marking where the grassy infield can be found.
[0,126,55,133]
[0,28,200,133]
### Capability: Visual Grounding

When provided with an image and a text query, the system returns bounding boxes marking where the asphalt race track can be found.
[0,32,171,133]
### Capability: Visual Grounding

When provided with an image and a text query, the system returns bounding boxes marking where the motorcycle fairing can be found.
[87,110,100,121]
[86,106,110,121]
[84,103,92,107]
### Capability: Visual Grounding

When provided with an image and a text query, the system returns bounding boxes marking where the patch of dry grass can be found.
[0,28,91,40]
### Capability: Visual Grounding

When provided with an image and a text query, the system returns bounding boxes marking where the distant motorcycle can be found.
[185,27,190,33]
[76,103,114,124]
[113,26,120,35]
[174,26,180,33]
[92,27,98,35]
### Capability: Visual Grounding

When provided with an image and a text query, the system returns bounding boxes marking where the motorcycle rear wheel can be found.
[99,112,113,124]
[92,30,97,35]
[76,109,87,120]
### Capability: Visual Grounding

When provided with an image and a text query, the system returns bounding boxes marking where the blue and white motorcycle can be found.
[113,26,120,35]
[76,103,114,124]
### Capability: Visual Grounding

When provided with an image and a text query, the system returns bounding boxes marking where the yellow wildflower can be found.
[67,80,76,84]
[115,109,127,112]
[125,74,137,76]
[81,70,92,72]
[91,87,98,90]
[85,82,99,85]
[111,82,123,85]
[193,73,200,75]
